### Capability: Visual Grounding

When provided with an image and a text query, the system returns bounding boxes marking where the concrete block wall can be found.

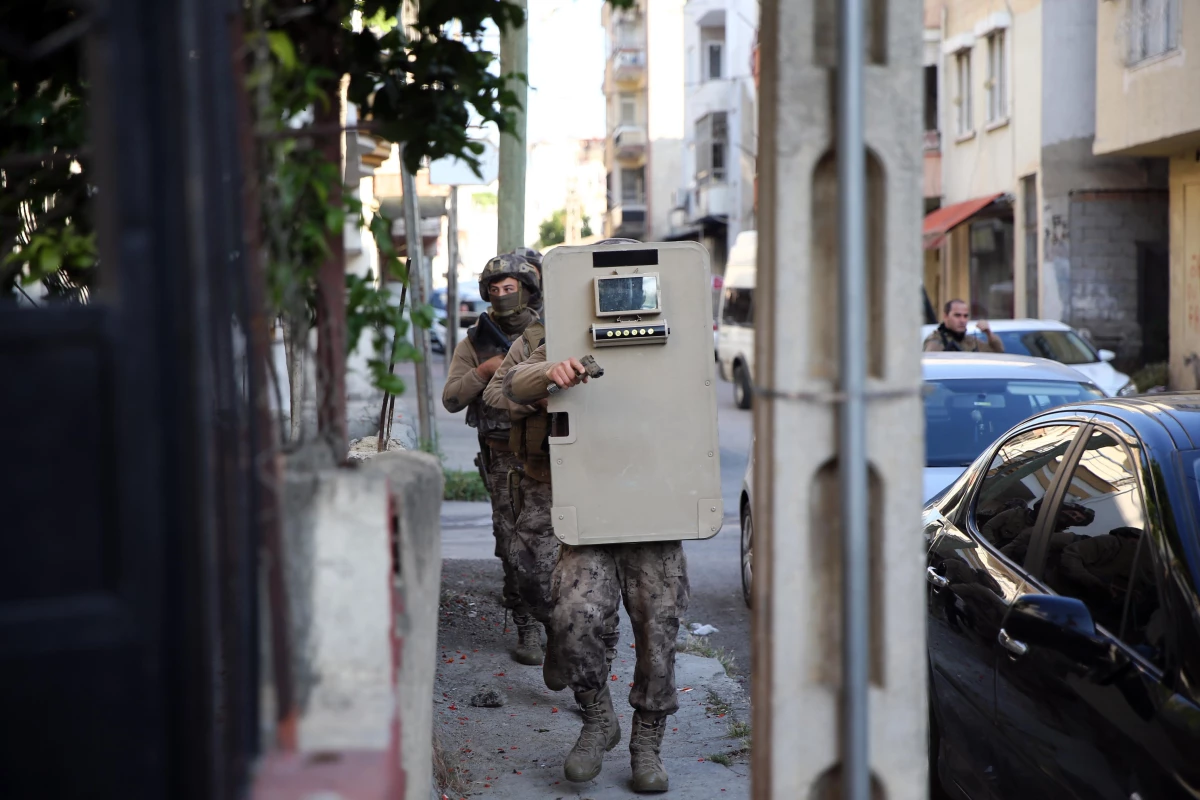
[1066,190,1168,367]
[254,450,443,800]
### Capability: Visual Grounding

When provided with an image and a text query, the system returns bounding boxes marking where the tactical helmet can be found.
[596,238,642,245]
[511,246,543,270]
[478,252,542,300]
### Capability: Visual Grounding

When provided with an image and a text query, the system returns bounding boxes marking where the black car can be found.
[924,394,1200,800]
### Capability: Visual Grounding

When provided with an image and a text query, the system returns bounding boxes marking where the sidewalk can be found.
[433,558,752,799]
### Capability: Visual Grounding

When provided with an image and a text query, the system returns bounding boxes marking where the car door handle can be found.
[926,566,950,589]
[998,628,1028,657]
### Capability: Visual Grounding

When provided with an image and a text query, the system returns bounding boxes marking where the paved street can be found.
[409,348,756,689]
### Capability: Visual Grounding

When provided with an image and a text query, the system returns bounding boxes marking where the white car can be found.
[736,353,1106,607]
[919,318,1135,397]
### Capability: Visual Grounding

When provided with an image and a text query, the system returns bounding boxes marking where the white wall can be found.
[681,0,759,238]
[646,0,686,239]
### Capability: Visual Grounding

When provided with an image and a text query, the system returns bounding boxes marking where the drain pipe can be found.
[837,1,870,799]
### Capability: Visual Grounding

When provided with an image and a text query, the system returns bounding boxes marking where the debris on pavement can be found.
[470,686,508,708]
[689,622,720,636]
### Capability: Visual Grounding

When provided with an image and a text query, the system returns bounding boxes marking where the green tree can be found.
[582,214,594,238]
[536,209,567,249]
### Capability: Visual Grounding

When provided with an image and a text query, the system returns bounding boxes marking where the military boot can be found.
[563,686,621,783]
[512,615,544,666]
[542,625,567,691]
[629,711,669,793]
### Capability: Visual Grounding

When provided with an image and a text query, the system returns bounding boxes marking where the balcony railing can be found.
[611,47,646,85]
[613,126,647,163]
[606,204,647,238]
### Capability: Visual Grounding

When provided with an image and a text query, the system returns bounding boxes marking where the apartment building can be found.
[666,0,759,272]
[925,0,1166,369]
[1093,0,1200,389]
[601,0,685,240]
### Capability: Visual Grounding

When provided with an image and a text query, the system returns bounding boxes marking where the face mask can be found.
[490,289,525,317]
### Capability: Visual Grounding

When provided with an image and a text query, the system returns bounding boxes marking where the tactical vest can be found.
[465,319,515,441]
[508,321,552,483]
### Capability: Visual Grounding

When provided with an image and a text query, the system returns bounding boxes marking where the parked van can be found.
[717,231,756,409]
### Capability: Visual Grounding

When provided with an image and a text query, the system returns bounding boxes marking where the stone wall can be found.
[1066,189,1168,367]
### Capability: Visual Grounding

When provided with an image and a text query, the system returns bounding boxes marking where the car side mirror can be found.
[1002,594,1109,662]
[1098,349,1116,363]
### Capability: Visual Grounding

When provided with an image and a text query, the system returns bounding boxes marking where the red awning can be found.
[923,192,1004,250]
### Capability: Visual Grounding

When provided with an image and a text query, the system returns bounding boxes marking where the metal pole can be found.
[497,0,528,252]
[401,153,438,451]
[446,186,460,373]
[837,0,868,798]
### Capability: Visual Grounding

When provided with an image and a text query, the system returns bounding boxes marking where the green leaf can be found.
[266,31,298,72]
[411,303,435,329]
[36,246,62,278]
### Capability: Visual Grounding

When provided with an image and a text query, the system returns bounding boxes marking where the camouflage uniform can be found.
[442,253,544,657]
[551,541,689,713]
[503,332,686,791]
[485,325,621,674]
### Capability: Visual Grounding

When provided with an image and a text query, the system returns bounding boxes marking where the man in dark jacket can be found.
[923,299,1004,353]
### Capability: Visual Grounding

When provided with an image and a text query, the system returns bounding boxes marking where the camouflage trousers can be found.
[483,448,526,616]
[509,475,619,662]
[550,541,689,714]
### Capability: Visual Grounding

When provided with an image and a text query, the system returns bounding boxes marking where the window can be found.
[695,112,728,184]
[973,425,1081,544]
[618,93,637,125]
[1127,0,1180,65]
[1021,175,1038,317]
[972,424,1080,546]
[620,167,645,205]
[721,287,753,327]
[923,64,939,134]
[986,31,1007,122]
[707,41,723,80]
[969,216,1015,320]
[928,382,1097,470]
[1038,428,1163,667]
[991,330,1100,366]
[954,49,972,136]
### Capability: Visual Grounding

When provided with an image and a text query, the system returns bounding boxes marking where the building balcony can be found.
[613,126,647,165]
[694,182,730,220]
[610,47,647,88]
[606,204,647,239]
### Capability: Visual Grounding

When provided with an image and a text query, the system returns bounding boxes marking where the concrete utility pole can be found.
[400,154,438,452]
[752,1,925,799]
[497,0,528,252]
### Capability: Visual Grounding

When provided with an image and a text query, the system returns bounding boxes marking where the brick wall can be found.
[1066,190,1168,367]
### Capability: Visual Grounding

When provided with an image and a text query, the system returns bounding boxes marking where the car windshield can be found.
[925,378,1104,467]
[990,329,1098,365]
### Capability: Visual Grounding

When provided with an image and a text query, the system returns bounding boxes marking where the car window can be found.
[1033,428,1164,667]
[925,380,1101,468]
[991,330,1099,365]
[971,424,1080,548]
[721,288,753,327]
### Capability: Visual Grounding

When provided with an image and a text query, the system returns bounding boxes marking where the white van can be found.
[717,231,756,409]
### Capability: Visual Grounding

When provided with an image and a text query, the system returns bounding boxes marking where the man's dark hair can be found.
[944,299,967,315]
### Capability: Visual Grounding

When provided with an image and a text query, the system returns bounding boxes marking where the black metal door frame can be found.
[1,0,261,797]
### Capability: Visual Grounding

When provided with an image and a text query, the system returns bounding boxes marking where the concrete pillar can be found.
[752,1,926,798]
[254,450,443,800]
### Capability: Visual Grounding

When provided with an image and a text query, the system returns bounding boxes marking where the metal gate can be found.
[0,0,262,797]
